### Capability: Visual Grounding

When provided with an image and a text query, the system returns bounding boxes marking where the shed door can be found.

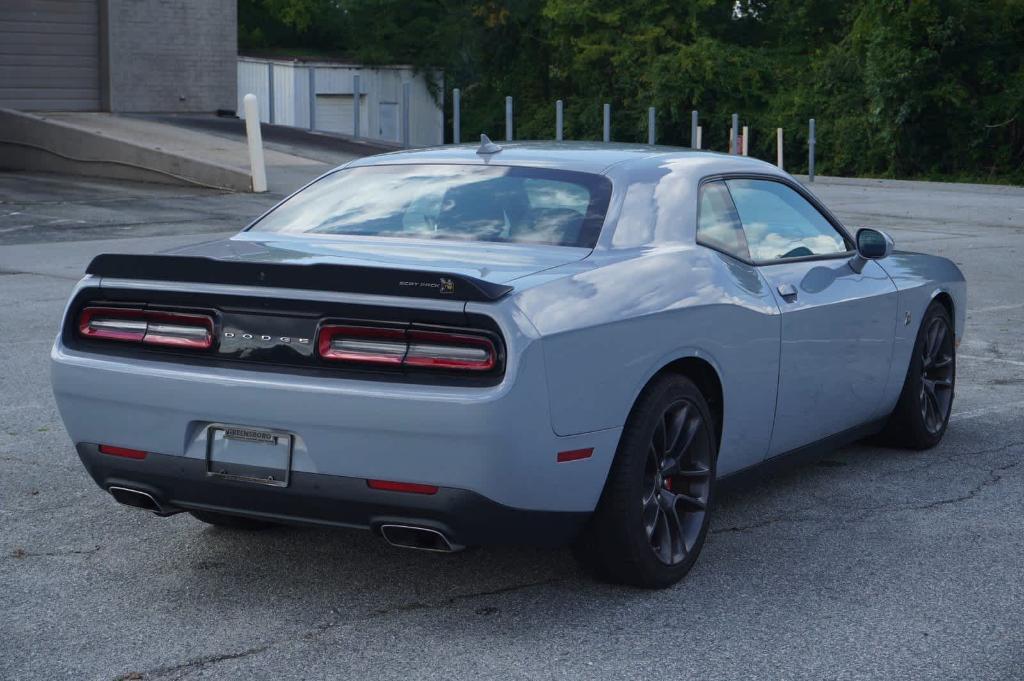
[315,94,369,135]
[0,0,101,111]
[314,94,353,134]
[379,102,399,141]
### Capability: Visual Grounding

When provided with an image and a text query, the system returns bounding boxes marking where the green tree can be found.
[238,0,1024,182]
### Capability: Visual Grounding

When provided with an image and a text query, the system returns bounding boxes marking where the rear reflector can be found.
[556,448,594,463]
[79,307,213,350]
[319,325,496,372]
[99,444,148,460]
[367,479,439,495]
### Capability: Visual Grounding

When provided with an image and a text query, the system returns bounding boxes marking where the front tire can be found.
[882,301,956,449]
[574,374,716,588]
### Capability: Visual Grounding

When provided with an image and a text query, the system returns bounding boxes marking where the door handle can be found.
[777,283,798,299]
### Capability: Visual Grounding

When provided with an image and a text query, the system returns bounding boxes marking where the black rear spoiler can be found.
[86,254,513,303]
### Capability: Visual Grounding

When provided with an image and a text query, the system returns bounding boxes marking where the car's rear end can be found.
[50,154,624,550]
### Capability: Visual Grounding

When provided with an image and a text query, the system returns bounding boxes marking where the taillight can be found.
[318,325,407,365]
[78,307,147,342]
[318,325,497,372]
[79,307,214,350]
[404,329,495,371]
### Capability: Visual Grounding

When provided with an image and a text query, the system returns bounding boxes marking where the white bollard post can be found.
[742,125,749,156]
[648,107,656,145]
[696,126,702,150]
[776,128,784,169]
[555,99,563,141]
[243,93,267,193]
[505,96,513,141]
[603,102,610,142]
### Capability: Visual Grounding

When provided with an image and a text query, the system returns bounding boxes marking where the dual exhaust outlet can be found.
[107,487,461,552]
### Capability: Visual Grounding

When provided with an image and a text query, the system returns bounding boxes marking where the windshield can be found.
[248,164,613,248]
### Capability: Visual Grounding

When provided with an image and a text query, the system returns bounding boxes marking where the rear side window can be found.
[726,179,848,261]
[697,181,749,261]
[249,164,612,248]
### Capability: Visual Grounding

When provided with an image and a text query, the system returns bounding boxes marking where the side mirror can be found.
[850,227,894,273]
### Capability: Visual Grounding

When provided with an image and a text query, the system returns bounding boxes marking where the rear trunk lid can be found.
[70,234,592,383]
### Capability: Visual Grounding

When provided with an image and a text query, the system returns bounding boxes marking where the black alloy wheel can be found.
[883,301,956,449]
[642,399,713,565]
[574,374,717,588]
[919,315,955,436]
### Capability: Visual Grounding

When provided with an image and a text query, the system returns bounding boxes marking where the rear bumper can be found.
[53,334,622,515]
[78,444,589,547]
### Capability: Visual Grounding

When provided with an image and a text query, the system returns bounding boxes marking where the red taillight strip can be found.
[78,307,214,350]
[141,311,214,349]
[367,479,439,495]
[317,325,497,372]
[318,325,407,364]
[404,329,496,371]
[79,307,146,342]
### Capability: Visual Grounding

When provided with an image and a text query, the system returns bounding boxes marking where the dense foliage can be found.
[240,0,1024,181]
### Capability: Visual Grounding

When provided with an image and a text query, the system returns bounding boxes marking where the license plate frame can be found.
[205,424,294,487]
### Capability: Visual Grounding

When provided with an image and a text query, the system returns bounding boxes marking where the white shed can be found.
[238,56,443,147]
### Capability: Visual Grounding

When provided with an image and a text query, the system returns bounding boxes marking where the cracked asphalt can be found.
[2,170,1023,680]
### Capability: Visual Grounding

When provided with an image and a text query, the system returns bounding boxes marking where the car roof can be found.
[344,140,777,176]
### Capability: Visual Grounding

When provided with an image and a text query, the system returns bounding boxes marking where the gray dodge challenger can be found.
[51,140,965,587]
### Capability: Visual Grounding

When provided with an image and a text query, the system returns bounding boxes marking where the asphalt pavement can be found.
[1,170,1022,680]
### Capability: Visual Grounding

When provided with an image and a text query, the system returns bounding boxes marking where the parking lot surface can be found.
[1,170,1022,680]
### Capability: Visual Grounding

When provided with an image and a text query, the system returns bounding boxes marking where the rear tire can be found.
[573,374,717,588]
[189,510,275,530]
[881,301,956,449]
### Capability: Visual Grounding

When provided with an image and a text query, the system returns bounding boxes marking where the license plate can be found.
[205,424,293,487]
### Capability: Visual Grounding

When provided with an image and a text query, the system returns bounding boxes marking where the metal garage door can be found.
[314,94,368,136]
[0,0,100,111]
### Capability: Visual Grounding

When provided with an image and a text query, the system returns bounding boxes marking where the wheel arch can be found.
[931,290,955,332]
[641,355,724,449]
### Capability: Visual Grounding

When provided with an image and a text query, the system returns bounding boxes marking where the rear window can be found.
[249,164,613,248]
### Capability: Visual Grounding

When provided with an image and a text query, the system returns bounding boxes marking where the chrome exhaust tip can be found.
[379,524,462,553]
[107,486,176,516]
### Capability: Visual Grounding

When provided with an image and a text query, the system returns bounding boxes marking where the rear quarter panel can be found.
[508,247,782,476]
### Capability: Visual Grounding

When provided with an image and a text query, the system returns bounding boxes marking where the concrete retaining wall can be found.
[0,109,251,191]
